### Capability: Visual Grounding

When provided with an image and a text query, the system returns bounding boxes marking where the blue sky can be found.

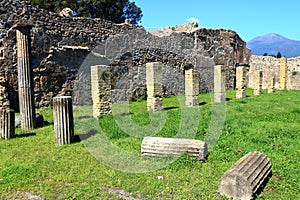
[133,0,300,42]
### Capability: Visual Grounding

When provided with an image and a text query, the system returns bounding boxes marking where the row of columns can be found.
[91,60,290,118]
[90,62,227,117]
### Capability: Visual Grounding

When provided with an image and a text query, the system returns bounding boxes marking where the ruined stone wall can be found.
[191,28,251,90]
[249,56,300,90]
[0,0,251,110]
[0,0,134,110]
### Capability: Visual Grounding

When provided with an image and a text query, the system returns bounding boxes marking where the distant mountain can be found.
[247,33,300,58]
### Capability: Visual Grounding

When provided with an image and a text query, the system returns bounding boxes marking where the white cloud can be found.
[186,17,199,23]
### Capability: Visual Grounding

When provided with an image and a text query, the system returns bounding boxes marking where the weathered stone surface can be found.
[268,76,275,93]
[91,65,111,118]
[151,22,199,37]
[13,24,36,130]
[214,65,226,102]
[0,0,250,110]
[0,108,14,139]
[146,62,163,112]
[279,57,287,90]
[254,70,263,96]
[53,96,74,146]
[236,66,247,99]
[59,8,73,18]
[249,56,300,90]
[219,152,272,200]
[141,137,208,160]
[185,68,199,107]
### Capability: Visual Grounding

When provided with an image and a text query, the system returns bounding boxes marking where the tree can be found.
[263,53,268,56]
[31,0,143,24]
[276,52,282,58]
[31,0,77,13]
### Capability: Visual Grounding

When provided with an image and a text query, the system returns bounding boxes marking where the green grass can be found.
[0,89,299,199]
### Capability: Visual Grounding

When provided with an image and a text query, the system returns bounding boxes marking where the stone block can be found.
[236,66,247,99]
[185,68,199,107]
[268,76,275,93]
[214,65,226,102]
[147,97,162,112]
[279,57,287,90]
[254,70,263,96]
[146,62,163,112]
[91,65,111,118]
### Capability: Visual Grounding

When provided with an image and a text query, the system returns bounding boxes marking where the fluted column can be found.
[13,24,36,130]
[53,96,74,146]
[141,137,208,160]
[219,152,272,200]
[0,108,15,139]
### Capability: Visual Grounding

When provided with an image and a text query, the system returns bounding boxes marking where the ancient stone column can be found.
[219,152,272,200]
[268,76,275,93]
[91,65,111,118]
[279,57,287,90]
[146,62,163,111]
[185,68,199,107]
[53,96,74,146]
[141,137,208,160]
[254,70,263,96]
[12,24,36,130]
[236,66,247,99]
[214,65,226,102]
[0,108,15,139]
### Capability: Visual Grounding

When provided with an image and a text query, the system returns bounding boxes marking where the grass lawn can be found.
[0,89,299,199]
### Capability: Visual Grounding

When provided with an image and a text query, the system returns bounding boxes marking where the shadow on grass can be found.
[199,102,207,106]
[164,106,179,111]
[15,132,36,138]
[73,129,98,143]
[77,115,92,119]
[253,172,272,199]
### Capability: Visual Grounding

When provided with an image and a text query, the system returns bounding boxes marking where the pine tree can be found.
[276,52,282,58]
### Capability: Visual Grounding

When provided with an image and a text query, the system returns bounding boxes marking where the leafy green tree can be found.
[263,53,268,56]
[276,52,282,58]
[31,0,77,13]
[31,0,143,24]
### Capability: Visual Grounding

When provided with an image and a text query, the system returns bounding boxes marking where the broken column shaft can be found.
[0,108,15,139]
[219,152,272,200]
[141,137,208,160]
[13,24,36,130]
[53,96,74,146]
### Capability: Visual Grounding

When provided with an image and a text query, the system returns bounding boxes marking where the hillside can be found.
[247,33,300,58]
